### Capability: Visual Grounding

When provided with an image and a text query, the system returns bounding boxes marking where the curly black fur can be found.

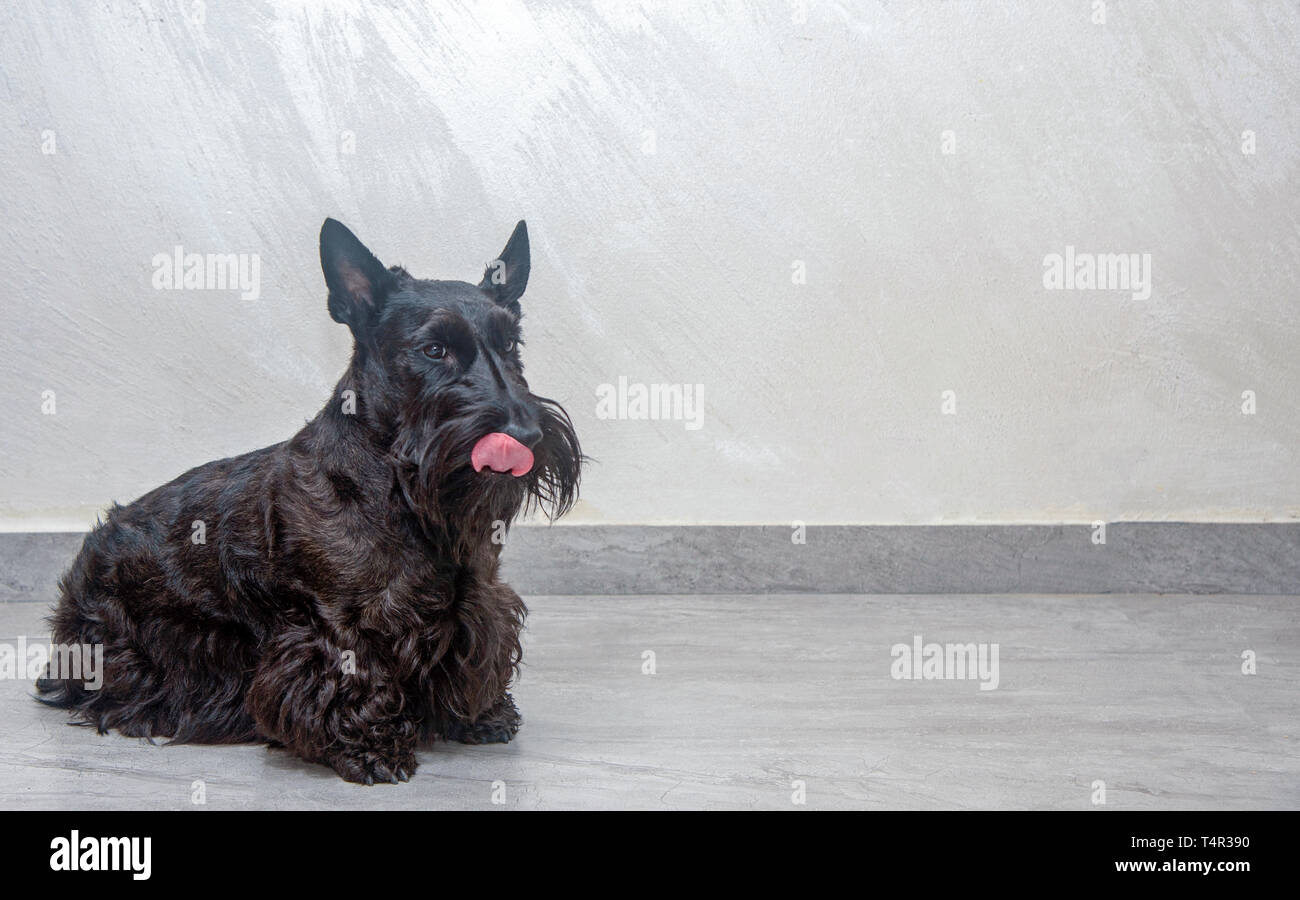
[36,218,581,784]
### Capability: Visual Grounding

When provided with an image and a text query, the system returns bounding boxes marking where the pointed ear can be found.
[479,220,530,310]
[320,218,395,333]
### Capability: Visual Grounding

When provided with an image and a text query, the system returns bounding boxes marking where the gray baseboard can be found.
[500,524,1300,595]
[2,524,1297,599]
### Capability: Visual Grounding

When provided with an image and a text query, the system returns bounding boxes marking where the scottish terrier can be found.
[37,218,582,783]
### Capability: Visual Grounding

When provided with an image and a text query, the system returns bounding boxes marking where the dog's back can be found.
[37,446,282,743]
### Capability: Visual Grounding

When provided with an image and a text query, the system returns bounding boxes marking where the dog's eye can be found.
[424,343,447,360]
[503,339,515,353]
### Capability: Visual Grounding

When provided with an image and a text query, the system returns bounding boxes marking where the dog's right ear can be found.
[320,218,395,333]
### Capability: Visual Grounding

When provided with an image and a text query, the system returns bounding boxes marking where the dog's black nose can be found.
[503,421,543,449]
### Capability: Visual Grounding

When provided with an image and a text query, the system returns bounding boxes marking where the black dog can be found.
[37,219,581,783]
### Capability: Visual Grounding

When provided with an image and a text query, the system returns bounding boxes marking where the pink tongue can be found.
[471,432,535,476]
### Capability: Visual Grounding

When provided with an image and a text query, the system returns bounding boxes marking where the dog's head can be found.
[319,218,581,544]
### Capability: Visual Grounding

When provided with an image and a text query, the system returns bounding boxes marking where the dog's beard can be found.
[391,393,582,561]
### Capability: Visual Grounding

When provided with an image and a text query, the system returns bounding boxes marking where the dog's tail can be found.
[34,673,83,708]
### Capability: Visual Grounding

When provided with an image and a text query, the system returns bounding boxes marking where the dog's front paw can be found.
[328,745,418,785]
[444,693,521,745]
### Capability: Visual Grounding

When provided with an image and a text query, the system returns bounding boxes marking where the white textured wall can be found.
[1,0,1297,528]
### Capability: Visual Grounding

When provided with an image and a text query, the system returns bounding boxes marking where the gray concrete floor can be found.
[1,594,1296,810]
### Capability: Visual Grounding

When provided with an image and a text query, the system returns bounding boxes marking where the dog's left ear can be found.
[320,218,396,335]
[479,220,530,311]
